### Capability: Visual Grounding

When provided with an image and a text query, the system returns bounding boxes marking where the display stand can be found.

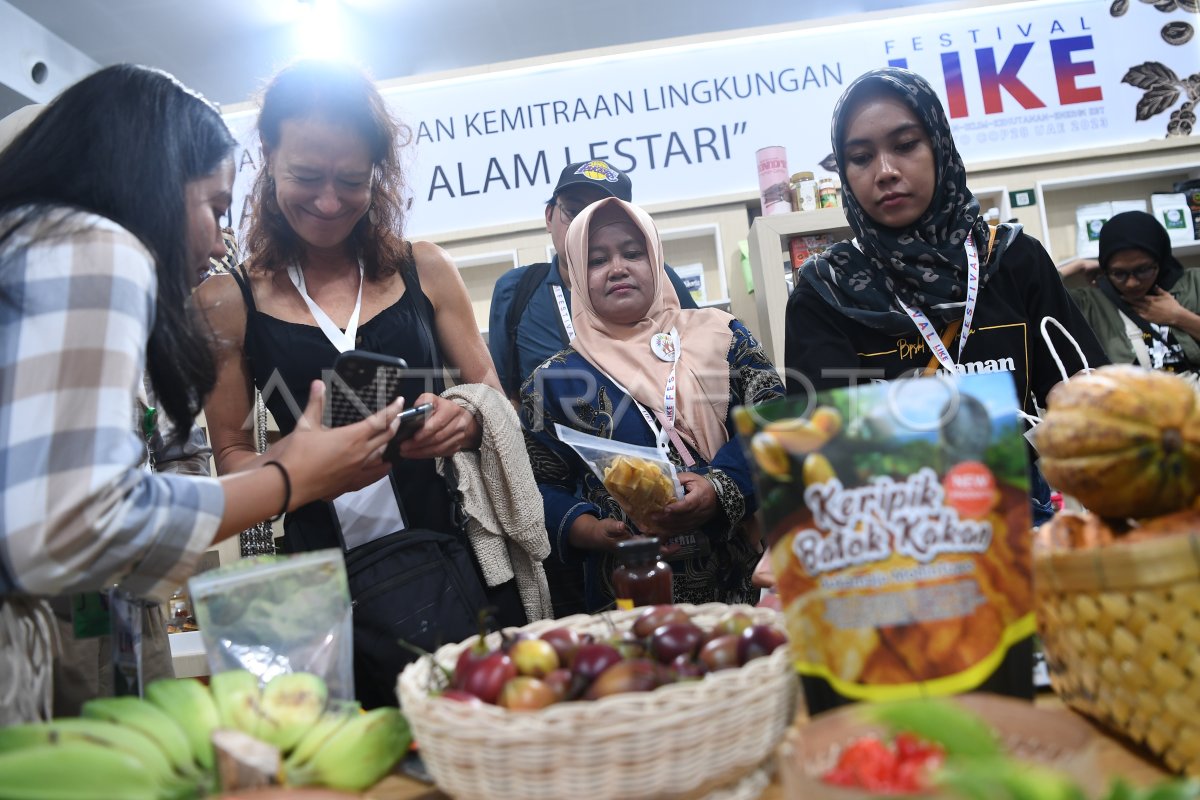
[746,208,851,365]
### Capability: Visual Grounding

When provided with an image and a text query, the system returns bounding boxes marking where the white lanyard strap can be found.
[896,233,980,374]
[595,327,695,467]
[551,284,576,343]
[288,261,365,354]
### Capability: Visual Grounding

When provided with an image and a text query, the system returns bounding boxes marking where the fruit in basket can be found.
[699,635,742,672]
[631,604,691,638]
[603,455,678,518]
[509,638,560,678]
[1033,365,1200,519]
[737,624,788,665]
[584,659,662,700]
[461,651,518,705]
[539,627,584,667]
[498,677,559,710]
[571,642,625,683]
[712,609,754,638]
[649,622,705,663]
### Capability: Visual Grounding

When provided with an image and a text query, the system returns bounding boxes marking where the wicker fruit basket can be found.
[396,603,798,800]
[1034,533,1200,775]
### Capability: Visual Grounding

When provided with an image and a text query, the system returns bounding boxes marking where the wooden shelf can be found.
[746,208,852,365]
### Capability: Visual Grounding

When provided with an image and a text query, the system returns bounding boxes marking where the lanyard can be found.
[896,233,980,374]
[287,261,364,354]
[551,284,576,343]
[597,327,695,467]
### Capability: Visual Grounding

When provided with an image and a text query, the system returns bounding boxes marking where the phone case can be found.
[325,351,408,428]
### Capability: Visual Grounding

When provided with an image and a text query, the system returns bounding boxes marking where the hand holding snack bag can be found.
[555,425,684,532]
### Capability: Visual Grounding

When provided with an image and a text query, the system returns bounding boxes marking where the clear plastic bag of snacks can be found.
[555,424,684,520]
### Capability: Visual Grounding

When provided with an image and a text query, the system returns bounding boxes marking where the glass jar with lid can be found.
[612,538,673,610]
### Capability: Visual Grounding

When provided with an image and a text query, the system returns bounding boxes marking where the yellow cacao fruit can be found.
[1033,365,1200,518]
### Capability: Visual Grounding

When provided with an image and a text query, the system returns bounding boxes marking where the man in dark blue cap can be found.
[488,159,698,404]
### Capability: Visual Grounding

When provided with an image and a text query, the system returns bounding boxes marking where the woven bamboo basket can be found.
[396,603,798,800]
[1034,532,1200,775]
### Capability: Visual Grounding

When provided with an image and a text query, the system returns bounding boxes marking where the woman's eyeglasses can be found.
[1107,263,1157,283]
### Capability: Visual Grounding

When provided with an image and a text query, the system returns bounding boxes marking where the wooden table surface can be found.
[364,693,1172,800]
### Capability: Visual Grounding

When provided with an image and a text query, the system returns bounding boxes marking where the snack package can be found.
[189,549,354,700]
[737,372,1035,713]
[555,424,684,521]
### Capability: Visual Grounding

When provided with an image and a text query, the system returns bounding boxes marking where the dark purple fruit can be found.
[584,659,661,700]
[737,624,788,665]
[649,622,704,664]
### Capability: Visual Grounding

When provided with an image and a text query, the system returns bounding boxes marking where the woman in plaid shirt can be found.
[0,65,405,722]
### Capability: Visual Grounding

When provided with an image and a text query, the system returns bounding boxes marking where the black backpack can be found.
[503,262,565,397]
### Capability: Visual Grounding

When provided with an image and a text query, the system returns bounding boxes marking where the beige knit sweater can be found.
[436,384,553,623]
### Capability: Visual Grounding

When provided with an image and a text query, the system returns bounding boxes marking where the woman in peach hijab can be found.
[521,197,783,613]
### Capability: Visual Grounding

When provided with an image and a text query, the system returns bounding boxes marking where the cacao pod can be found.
[1033,365,1200,518]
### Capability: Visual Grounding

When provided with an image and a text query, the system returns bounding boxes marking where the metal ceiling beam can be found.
[0,0,97,108]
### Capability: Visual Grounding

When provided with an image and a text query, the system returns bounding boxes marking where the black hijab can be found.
[801,68,1017,335]
[1097,211,1186,338]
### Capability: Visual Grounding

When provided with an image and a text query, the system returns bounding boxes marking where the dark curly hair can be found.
[244,59,414,280]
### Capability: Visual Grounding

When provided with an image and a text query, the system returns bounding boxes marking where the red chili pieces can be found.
[821,732,946,795]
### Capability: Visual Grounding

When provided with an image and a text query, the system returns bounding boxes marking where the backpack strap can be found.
[503,262,554,396]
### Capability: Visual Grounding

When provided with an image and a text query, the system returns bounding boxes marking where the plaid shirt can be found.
[0,208,223,604]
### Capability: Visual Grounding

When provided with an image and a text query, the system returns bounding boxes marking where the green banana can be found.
[209,668,264,737]
[257,672,328,752]
[284,706,411,791]
[145,677,220,772]
[865,697,1002,758]
[0,718,177,784]
[283,709,353,769]
[0,741,160,800]
[80,695,198,777]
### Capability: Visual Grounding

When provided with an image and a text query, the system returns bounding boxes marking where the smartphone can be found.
[324,350,408,429]
[384,402,433,462]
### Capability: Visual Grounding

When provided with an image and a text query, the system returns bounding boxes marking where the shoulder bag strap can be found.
[1117,309,1153,368]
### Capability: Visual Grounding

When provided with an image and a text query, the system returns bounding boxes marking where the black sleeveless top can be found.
[232,258,454,553]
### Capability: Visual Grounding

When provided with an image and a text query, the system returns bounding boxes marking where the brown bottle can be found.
[612,538,673,610]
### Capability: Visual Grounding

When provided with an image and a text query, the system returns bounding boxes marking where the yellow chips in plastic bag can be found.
[603,456,678,519]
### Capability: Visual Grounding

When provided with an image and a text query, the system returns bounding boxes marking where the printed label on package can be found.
[737,372,1035,701]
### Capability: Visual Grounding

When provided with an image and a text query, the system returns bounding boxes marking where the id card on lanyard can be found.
[288,263,407,550]
[896,233,981,375]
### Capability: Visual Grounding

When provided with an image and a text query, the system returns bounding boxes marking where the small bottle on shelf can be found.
[612,538,673,610]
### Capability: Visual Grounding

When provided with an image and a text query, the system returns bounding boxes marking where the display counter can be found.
[365,694,1172,800]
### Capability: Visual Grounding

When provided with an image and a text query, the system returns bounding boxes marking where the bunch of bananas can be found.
[0,670,411,799]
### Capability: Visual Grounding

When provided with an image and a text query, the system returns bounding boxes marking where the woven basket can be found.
[1034,533,1200,775]
[396,603,798,800]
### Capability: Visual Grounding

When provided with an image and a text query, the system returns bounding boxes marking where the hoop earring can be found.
[368,204,379,226]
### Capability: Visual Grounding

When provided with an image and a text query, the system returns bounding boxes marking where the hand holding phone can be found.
[384,402,433,462]
[325,350,408,429]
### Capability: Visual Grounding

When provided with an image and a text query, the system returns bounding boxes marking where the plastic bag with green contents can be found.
[189,549,354,700]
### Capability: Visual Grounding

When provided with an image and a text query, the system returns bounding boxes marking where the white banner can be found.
[224,0,1200,238]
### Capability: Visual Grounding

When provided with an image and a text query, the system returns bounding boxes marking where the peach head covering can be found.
[564,197,735,462]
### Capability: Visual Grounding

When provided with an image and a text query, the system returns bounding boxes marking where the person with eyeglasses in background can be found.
[1060,210,1200,377]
